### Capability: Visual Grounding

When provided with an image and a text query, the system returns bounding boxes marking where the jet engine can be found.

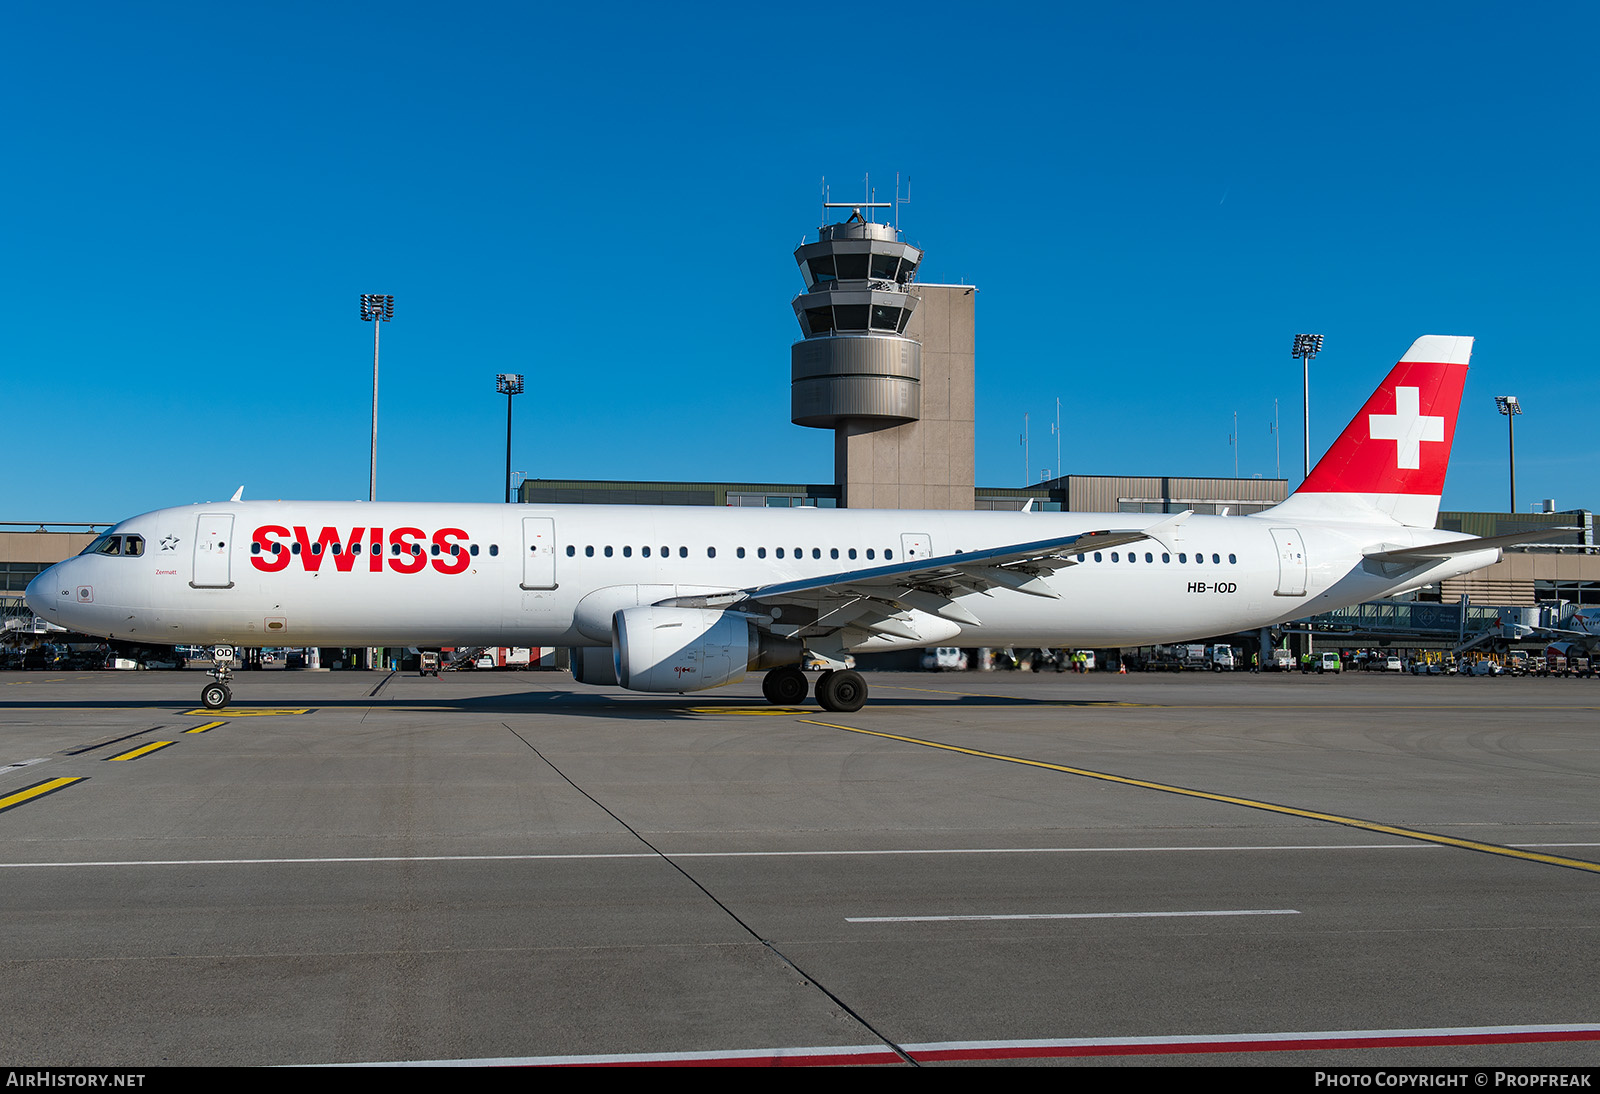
[612,606,800,693]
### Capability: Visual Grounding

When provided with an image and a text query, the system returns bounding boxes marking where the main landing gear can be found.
[760,665,868,713]
[200,645,236,710]
[761,665,809,705]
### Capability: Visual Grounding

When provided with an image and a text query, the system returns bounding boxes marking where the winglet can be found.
[229,486,245,502]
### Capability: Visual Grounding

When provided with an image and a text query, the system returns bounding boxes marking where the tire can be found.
[762,666,808,705]
[201,683,230,710]
[816,669,867,713]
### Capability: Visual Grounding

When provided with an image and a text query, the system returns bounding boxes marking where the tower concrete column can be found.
[789,209,974,509]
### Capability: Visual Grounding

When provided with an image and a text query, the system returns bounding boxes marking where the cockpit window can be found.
[80,534,143,558]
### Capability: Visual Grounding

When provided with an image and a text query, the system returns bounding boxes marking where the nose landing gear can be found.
[200,645,235,710]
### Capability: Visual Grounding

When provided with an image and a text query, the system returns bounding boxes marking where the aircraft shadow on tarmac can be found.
[0,687,1126,719]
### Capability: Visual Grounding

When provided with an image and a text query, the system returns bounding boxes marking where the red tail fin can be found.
[1273,335,1472,527]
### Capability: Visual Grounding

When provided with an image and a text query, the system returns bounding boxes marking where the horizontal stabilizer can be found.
[1362,529,1573,563]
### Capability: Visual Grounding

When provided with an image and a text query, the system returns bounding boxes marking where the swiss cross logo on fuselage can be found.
[248,525,472,575]
[1368,386,1445,470]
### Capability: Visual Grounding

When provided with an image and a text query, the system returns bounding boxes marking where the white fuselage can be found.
[26,500,1497,652]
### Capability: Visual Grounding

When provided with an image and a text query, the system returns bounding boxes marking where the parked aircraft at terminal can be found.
[27,336,1533,712]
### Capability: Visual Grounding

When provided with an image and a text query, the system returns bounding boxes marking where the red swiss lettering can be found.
[293,527,365,573]
[389,527,426,573]
[250,526,291,573]
[431,528,470,574]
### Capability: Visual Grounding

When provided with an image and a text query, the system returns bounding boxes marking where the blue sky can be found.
[6,1,1596,521]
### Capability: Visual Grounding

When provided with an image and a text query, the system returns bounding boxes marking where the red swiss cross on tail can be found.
[1274,335,1472,528]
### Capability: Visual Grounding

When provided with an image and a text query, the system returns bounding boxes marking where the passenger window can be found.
[848,548,857,560]
[1212,553,1221,564]
[623,546,632,557]
[737,547,745,558]
[1162,553,1170,563]
[812,548,821,559]
[489,545,499,556]
[1145,552,1153,563]
[565,545,574,556]
[1228,553,1237,564]
[1179,553,1187,563]
[831,548,839,559]
[430,544,439,556]
[295,543,304,555]
[679,547,687,558]
[412,543,422,556]
[585,546,594,557]
[758,547,767,558]
[866,549,875,560]
[604,546,613,557]
[472,545,480,556]
[1111,553,1119,562]
[708,547,716,558]
[1094,552,1102,562]
[251,543,261,555]
[643,546,652,557]
[776,548,785,558]
[886,550,893,560]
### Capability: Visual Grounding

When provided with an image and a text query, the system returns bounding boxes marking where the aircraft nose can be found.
[24,564,64,619]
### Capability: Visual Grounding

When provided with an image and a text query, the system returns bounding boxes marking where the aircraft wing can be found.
[657,513,1191,643]
[1363,528,1575,563]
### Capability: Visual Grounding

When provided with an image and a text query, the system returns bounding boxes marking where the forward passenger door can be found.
[191,513,234,589]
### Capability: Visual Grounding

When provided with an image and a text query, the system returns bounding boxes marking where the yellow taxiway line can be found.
[799,719,1600,876]
[105,741,176,761]
[0,777,87,814]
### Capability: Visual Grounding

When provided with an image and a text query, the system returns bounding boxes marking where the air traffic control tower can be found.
[790,203,975,509]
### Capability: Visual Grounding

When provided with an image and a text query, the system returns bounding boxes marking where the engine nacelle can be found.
[612,606,799,693]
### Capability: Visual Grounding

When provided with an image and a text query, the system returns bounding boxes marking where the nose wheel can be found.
[200,645,236,710]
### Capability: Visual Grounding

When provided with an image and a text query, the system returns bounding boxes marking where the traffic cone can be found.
[1118,661,1126,675]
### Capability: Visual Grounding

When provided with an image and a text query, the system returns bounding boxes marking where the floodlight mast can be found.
[1291,334,1324,479]
[1495,395,1522,513]
[497,373,525,503]
[360,294,394,501]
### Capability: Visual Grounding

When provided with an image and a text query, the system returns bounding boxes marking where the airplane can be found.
[26,335,1540,714]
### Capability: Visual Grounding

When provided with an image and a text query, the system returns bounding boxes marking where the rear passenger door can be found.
[521,517,557,589]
